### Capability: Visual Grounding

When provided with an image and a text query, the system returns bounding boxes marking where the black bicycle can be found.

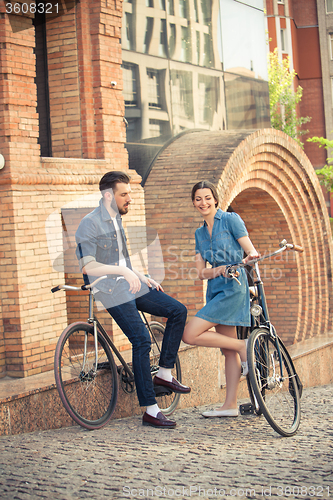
[51,277,181,430]
[229,239,303,437]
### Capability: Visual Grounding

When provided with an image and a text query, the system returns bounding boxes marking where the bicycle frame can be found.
[52,277,164,384]
[228,240,303,381]
[249,262,286,381]
[52,278,135,381]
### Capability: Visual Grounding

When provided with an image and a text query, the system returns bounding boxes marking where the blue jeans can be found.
[95,281,187,407]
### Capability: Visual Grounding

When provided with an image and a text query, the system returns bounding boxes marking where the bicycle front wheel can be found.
[149,321,181,415]
[54,322,118,430]
[248,328,301,437]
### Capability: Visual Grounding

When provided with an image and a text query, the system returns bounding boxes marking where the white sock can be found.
[146,404,160,417]
[156,367,173,382]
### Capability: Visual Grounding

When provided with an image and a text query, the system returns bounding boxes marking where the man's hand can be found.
[147,277,164,292]
[123,268,142,294]
[140,275,164,292]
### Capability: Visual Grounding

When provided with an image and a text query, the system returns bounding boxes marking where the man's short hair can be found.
[99,171,131,194]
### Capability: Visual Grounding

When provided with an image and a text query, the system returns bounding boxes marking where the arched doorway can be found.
[144,129,333,344]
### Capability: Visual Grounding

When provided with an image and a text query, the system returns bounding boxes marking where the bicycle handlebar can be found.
[51,275,108,293]
[225,239,303,279]
[290,244,303,253]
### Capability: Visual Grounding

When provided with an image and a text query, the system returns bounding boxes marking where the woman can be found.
[183,181,260,417]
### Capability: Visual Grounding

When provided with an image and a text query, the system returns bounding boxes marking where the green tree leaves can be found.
[268,49,311,147]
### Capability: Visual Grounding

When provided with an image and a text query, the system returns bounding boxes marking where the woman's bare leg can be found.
[215,325,240,410]
[183,317,247,361]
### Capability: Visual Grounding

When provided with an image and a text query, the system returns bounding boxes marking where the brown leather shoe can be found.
[142,411,176,428]
[153,376,191,394]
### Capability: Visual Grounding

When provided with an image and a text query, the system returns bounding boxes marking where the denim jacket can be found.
[75,199,132,294]
[195,209,248,266]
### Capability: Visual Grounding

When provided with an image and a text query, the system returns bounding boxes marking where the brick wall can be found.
[266,0,327,173]
[0,0,135,378]
[300,79,327,168]
[44,0,127,160]
[144,129,333,345]
[46,1,82,157]
[290,0,318,26]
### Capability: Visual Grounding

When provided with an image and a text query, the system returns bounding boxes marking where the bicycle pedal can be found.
[239,403,255,415]
[154,385,173,397]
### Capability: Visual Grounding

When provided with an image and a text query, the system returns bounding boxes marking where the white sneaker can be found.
[241,361,248,377]
[202,408,239,418]
[241,339,248,376]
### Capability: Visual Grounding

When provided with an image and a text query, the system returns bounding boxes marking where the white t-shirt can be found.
[112,216,127,276]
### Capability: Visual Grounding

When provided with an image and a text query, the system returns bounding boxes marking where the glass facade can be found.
[122,0,270,179]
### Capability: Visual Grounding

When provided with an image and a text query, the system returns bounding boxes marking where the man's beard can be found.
[119,204,129,215]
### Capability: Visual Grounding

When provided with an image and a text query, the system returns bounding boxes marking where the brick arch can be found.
[144,129,333,344]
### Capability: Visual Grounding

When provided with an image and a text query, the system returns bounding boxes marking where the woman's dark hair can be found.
[191,180,219,208]
[99,171,131,194]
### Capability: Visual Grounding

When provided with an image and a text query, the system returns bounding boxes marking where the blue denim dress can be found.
[195,209,250,326]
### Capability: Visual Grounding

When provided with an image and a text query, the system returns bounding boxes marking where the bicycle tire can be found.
[246,374,263,415]
[54,322,119,430]
[149,321,181,415]
[237,327,262,415]
[248,328,301,437]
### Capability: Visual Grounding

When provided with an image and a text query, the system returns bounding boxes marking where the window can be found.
[168,0,174,15]
[126,118,141,142]
[159,19,167,57]
[169,24,176,57]
[170,70,193,120]
[180,26,192,62]
[329,34,333,59]
[201,0,211,25]
[34,11,52,156]
[143,17,154,53]
[147,69,162,109]
[123,13,134,50]
[280,29,286,52]
[327,0,333,13]
[193,0,199,22]
[331,78,333,106]
[198,75,215,125]
[149,119,165,137]
[203,33,214,67]
[122,63,138,107]
[277,0,284,4]
[196,31,200,65]
[179,0,188,18]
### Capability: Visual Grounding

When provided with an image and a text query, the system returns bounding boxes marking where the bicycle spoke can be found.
[149,322,181,415]
[248,328,300,437]
[54,323,118,429]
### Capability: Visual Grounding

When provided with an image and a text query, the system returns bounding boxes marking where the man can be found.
[75,171,190,428]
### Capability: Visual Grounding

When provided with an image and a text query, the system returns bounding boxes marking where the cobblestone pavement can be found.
[0,384,332,500]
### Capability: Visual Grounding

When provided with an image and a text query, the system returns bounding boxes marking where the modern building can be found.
[317,0,333,153]
[122,0,271,179]
[265,0,329,206]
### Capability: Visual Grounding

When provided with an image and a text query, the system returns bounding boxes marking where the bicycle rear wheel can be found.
[248,328,301,437]
[149,321,181,415]
[54,322,118,430]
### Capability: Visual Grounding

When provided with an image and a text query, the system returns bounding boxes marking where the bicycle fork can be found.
[80,293,101,380]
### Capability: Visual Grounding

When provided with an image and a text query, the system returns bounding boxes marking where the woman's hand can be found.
[243,251,261,264]
[220,265,239,278]
[238,236,261,265]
